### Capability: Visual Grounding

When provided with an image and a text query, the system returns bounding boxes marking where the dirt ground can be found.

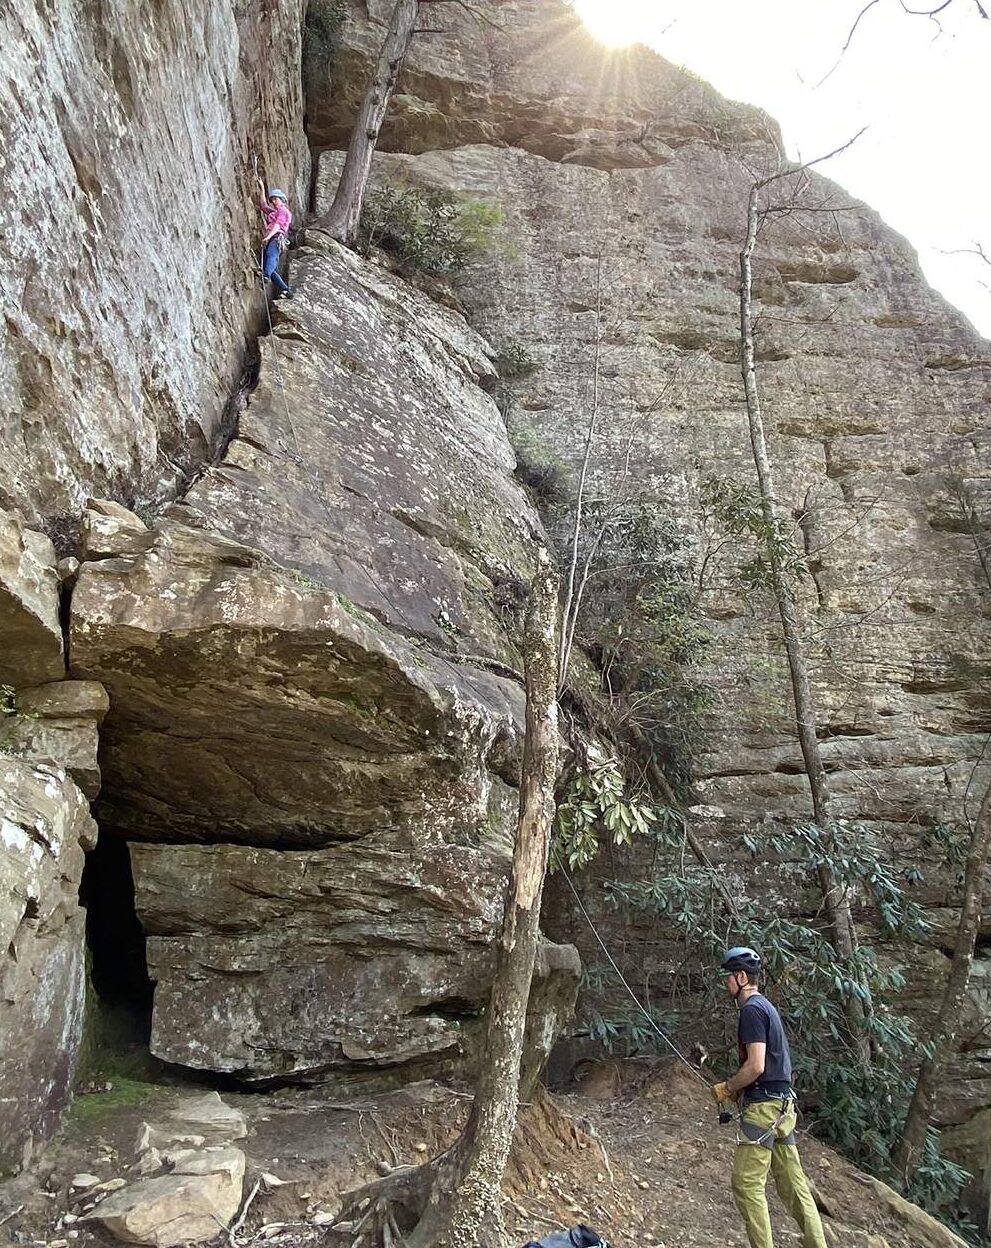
[0,1059,964,1248]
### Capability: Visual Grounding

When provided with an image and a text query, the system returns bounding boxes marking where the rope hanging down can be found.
[555,854,711,1089]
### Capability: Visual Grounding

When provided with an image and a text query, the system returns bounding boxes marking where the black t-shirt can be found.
[737,993,792,1094]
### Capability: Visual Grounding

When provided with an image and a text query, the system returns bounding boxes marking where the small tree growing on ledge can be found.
[321,0,500,248]
[321,0,420,246]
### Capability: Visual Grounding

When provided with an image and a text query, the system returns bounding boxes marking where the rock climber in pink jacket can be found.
[257,179,294,300]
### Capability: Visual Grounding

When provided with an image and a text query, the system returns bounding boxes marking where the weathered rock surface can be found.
[70,238,578,1079]
[70,518,523,849]
[0,758,97,1173]
[0,0,308,522]
[169,235,539,663]
[87,1145,245,1247]
[161,1092,248,1143]
[79,1094,248,1246]
[0,507,109,793]
[132,837,506,1078]
[3,679,109,798]
[81,500,155,562]
[943,1108,991,1236]
[0,509,64,689]
[310,0,771,164]
[0,506,103,1171]
[315,6,991,1122]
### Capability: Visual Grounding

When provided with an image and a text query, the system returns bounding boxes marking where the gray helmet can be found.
[268,188,288,202]
[721,946,762,974]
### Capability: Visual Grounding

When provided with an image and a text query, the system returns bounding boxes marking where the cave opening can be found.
[79,831,156,1073]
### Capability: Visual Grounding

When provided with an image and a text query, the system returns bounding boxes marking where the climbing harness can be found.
[736,1097,799,1149]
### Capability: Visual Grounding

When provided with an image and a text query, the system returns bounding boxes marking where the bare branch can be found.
[941,241,991,292]
[899,0,954,15]
[822,0,986,85]
[559,255,605,689]
[755,128,868,194]
[816,0,883,87]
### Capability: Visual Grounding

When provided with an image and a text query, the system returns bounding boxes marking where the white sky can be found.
[573,0,991,339]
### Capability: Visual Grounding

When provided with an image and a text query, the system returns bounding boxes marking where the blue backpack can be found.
[522,1229,609,1248]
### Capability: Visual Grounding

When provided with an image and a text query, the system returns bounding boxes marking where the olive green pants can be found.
[731,1100,827,1248]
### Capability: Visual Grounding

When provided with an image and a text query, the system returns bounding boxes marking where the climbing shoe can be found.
[281,286,296,300]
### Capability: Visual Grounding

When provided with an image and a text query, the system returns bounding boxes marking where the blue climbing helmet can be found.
[268,188,288,202]
[721,946,762,974]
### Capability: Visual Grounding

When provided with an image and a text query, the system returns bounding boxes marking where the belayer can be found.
[712,947,827,1248]
[257,178,295,300]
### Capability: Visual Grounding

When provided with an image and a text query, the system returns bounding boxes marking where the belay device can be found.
[522,1227,610,1248]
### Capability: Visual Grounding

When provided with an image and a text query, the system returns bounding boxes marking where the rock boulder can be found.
[87,1146,245,1248]
[0,758,97,1172]
[70,238,578,1081]
[0,509,64,689]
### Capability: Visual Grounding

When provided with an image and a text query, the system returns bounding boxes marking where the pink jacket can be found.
[262,201,292,237]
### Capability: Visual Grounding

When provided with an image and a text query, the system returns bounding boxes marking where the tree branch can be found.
[755,128,868,193]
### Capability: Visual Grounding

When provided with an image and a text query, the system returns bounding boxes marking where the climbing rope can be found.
[251,248,425,639]
[554,852,712,1089]
[254,221,714,1102]
[258,252,298,445]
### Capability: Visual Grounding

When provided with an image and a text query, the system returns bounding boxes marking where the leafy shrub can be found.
[592,816,975,1234]
[360,182,504,276]
[302,0,348,97]
[700,474,805,594]
[576,1000,677,1056]
[554,754,657,871]
[566,500,712,793]
[508,420,572,508]
[42,511,82,559]
[493,343,539,381]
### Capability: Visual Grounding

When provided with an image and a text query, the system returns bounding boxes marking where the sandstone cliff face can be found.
[0,0,307,522]
[313,0,991,1119]
[308,0,771,165]
[0,511,100,1172]
[69,238,579,1082]
[2,0,990,1190]
[0,759,96,1173]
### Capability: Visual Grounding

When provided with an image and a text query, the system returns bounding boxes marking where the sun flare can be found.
[572,0,655,47]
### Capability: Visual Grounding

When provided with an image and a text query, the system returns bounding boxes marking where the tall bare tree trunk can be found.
[892,781,991,1189]
[739,180,870,1063]
[559,255,603,690]
[321,0,419,246]
[407,550,561,1248]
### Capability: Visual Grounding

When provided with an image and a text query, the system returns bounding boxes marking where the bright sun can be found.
[572,0,653,47]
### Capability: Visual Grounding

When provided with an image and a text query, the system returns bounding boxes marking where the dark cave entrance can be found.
[79,831,156,1069]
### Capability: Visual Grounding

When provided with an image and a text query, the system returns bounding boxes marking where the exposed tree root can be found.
[331,1154,512,1248]
[331,1160,439,1247]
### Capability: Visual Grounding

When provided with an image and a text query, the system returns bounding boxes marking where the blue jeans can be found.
[262,238,289,293]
